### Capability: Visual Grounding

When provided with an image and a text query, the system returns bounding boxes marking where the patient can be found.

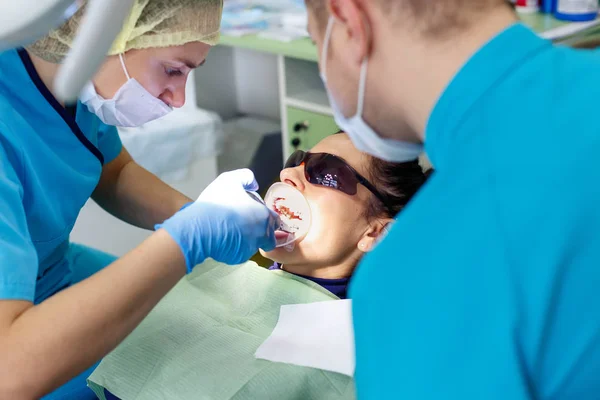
[91,132,430,400]
[262,132,429,299]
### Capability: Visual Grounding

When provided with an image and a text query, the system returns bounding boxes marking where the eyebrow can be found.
[175,58,206,69]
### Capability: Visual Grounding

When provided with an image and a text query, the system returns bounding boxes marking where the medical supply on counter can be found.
[516,0,540,13]
[264,182,312,249]
[88,260,355,400]
[157,169,279,271]
[555,0,599,21]
[541,0,556,13]
[221,0,309,40]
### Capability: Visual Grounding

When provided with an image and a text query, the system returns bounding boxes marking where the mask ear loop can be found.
[320,17,335,82]
[321,16,368,118]
[118,53,132,81]
[356,57,369,117]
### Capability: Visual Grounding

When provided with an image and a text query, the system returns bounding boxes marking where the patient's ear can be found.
[357,219,394,253]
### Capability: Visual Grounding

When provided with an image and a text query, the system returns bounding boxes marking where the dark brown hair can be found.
[366,157,431,221]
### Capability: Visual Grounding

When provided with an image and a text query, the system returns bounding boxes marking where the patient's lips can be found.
[275,231,291,240]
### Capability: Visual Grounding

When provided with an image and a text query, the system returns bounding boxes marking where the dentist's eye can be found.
[165,68,183,77]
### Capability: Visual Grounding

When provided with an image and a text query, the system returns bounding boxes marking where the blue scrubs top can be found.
[0,49,122,304]
[351,24,600,399]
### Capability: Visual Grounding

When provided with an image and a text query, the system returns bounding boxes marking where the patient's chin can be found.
[259,248,270,259]
[260,247,300,264]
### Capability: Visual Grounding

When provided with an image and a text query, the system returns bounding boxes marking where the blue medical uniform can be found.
[351,24,600,399]
[0,48,122,398]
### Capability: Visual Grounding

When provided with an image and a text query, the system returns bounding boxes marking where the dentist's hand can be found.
[157,169,279,271]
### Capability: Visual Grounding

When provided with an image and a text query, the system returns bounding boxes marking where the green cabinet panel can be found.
[286,107,339,156]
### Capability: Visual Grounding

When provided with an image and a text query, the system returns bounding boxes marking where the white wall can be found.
[196,46,280,121]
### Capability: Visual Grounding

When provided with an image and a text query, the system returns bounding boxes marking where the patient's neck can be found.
[281,258,357,280]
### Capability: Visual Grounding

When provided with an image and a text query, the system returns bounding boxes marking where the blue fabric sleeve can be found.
[96,122,122,164]
[0,142,38,301]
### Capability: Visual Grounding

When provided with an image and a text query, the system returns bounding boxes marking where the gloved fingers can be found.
[214,168,258,190]
[259,211,281,252]
[260,231,277,252]
[225,168,259,192]
[268,209,281,227]
[197,169,258,203]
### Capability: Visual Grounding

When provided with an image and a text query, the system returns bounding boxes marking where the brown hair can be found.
[306,0,512,35]
[366,157,432,220]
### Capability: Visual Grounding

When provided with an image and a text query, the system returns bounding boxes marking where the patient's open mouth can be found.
[264,183,311,248]
[273,197,303,221]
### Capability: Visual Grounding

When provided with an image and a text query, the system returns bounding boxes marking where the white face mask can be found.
[320,17,423,163]
[80,54,172,127]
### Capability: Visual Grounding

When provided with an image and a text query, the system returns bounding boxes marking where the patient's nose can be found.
[280,167,306,192]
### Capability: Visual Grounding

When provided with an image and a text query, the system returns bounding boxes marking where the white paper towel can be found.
[255,299,356,376]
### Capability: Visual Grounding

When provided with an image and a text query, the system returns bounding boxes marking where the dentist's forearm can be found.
[106,160,191,229]
[0,230,186,399]
[93,149,192,230]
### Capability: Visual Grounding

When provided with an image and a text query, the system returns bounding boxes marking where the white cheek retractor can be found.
[264,183,312,249]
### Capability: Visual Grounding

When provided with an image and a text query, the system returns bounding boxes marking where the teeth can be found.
[264,182,311,248]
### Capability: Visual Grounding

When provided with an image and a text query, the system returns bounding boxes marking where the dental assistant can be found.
[0,1,279,399]
[305,0,600,398]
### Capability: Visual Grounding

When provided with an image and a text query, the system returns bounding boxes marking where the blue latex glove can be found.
[157,169,279,272]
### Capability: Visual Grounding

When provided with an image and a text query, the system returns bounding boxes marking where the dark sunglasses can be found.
[284,150,393,213]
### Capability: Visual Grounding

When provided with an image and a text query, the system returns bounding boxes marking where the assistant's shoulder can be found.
[0,93,27,161]
[0,92,31,166]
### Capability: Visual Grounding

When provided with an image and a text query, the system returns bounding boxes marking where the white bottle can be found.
[555,0,599,22]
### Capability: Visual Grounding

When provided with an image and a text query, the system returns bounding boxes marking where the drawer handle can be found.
[291,138,301,149]
[293,121,310,133]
